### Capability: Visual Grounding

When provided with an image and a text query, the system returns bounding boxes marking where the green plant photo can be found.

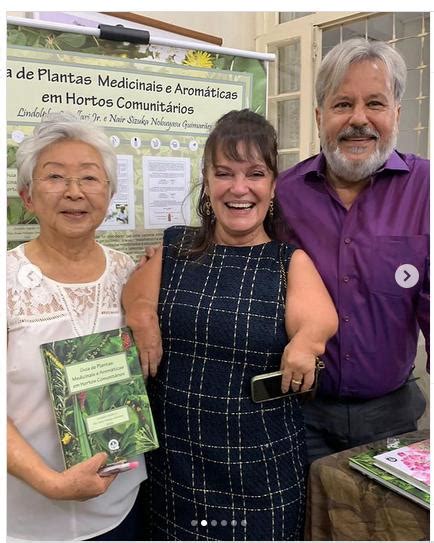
[41,327,159,468]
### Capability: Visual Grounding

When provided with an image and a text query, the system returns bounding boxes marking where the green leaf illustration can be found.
[55,32,88,49]
[112,407,139,434]
[73,395,92,460]
[7,28,27,46]
[7,145,17,168]
[229,56,267,115]
[7,198,37,225]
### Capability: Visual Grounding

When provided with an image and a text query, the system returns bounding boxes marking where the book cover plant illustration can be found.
[41,327,158,468]
[373,439,430,492]
[349,444,430,509]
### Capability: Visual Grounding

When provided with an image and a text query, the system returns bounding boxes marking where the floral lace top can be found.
[7,243,134,337]
[7,243,147,541]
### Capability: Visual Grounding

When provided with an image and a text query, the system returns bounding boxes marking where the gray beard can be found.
[321,130,397,183]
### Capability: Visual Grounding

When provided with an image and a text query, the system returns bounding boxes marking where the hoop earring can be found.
[268,200,274,218]
[204,199,212,216]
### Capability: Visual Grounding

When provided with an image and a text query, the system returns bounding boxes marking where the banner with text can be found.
[7,24,267,260]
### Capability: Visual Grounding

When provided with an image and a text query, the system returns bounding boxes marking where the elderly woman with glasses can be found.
[7,113,146,541]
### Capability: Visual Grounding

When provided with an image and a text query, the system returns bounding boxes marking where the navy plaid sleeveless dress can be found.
[146,226,307,541]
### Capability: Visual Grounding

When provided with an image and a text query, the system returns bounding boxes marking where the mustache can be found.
[337,126,380,141]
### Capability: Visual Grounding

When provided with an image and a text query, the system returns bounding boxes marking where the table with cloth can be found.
[305,429,429,541]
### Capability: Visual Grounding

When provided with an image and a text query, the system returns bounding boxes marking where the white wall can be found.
[134,12,258,51]
[7,11,260,52]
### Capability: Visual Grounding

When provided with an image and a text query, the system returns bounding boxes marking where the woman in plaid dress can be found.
[124,110,338,540]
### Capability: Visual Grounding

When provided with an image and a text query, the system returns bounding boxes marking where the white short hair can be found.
[16,112,118,196]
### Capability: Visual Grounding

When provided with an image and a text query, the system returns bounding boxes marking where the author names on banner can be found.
[7,39,259,255]
[7,50,251,133]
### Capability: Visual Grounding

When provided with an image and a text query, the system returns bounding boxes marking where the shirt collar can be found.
[379,150,410,173]
[304,153,327,180]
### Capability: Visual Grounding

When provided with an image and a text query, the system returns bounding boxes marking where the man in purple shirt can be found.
[276,38,429,463]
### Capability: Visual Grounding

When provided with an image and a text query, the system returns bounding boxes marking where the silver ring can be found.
[292,379,302,385]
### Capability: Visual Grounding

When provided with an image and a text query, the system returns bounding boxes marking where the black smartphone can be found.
[250,364,323,403]
[251,370,289,403]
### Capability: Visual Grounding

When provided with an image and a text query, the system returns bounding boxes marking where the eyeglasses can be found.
[32,174,109,194]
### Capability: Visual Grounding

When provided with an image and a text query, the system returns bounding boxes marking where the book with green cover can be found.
[349,446,430,510]
[41,327,159,468]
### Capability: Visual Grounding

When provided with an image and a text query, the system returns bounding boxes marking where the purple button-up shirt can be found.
[276,150,429,399]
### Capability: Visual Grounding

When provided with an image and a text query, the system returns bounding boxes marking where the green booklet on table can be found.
[41,327,159,469]
[349,444,430,510]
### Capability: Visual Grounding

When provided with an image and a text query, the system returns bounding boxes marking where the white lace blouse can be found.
[7,243,147,541]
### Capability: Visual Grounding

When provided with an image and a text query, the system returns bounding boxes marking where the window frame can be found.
[256,11,430,161]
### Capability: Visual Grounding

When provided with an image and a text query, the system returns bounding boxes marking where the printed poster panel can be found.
[100,155,135,231]
[143,156,191,229]
[7,24,267,261]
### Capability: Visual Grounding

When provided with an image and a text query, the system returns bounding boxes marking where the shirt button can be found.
[344,353,351,360]
[343,276,350,283]
[343,315,350,322]
[344,238,351,244]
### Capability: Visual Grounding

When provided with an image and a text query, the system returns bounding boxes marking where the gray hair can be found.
[16,111,118,195]
[315,38,407,108]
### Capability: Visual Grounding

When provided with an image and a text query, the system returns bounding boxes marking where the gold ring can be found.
[292,379,302,385]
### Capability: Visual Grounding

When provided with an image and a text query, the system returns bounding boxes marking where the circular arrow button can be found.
[18,263,42,288]
[395,264,419,288]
